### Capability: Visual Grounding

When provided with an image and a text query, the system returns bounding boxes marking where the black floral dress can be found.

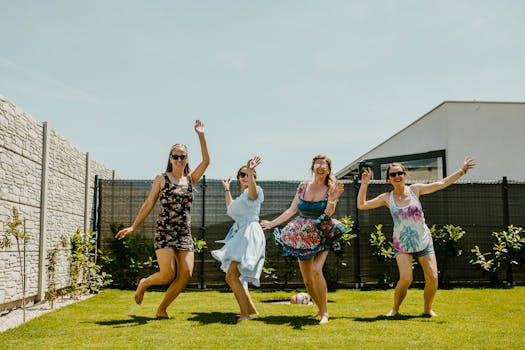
[154,174,194,251]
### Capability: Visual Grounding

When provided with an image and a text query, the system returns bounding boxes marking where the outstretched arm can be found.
[190,120,210,184]
[115,175,162,239]
[260,192,299,230]
[413,157,476,196]
[357,167,388,210]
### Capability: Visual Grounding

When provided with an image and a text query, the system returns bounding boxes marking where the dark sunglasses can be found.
[171,154,187,160]
[389,171,405,178]
[237,172,247,178]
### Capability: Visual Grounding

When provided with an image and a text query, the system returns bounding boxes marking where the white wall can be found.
[338,101,525,181]
[446,102,525,181]
[0,95,115,311]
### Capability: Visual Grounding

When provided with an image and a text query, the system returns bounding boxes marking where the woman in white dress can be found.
[211,156,265,321]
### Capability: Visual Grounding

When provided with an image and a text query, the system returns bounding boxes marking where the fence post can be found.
[199,175,207,289]
[502,176,513,285]
[352,176,362,288]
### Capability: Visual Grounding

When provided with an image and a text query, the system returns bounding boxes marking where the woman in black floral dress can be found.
[115,120,210,318]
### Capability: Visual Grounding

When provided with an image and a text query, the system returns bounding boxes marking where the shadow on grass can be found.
[188,312,239,325]
[352,314,446,323]
[94,315,156,328]
[253,315,319,330]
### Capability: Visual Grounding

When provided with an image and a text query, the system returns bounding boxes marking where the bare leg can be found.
[418,253,438,316]
[312,251,329,324]
[387,253,413,317]
[156,250,194,317]
[226,261,256,320]
[299,252,329,325]
[135,248,176,305]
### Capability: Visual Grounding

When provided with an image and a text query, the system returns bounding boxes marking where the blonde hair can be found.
[311,154,335,187]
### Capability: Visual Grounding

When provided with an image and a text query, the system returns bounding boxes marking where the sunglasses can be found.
[237,172,247,178]
[313,163,329,169]
[389,171,405,178]
[171,154,187,160]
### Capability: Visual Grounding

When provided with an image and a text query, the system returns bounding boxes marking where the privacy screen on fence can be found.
[98,177,525,289]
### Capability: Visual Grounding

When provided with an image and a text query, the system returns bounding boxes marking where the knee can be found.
[398,274,413,286]
[177,268,192,283]
[225,271,238,285]
[425,270,438,284]
[158,271,176,285]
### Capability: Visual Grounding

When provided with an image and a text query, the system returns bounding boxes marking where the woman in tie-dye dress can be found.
[357,157,475,317]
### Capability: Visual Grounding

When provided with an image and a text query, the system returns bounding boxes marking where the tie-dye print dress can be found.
[389,188,432,254]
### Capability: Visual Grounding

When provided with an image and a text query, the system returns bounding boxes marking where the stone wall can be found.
[0,96,115,312]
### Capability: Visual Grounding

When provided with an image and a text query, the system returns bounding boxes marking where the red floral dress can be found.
[273,182,347,260]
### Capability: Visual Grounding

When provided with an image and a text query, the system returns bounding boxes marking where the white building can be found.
[336,101,525,181]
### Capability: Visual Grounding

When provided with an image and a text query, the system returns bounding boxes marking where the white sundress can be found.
[211,186,265,287]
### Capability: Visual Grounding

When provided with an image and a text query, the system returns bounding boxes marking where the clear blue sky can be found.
[2,1,524,180]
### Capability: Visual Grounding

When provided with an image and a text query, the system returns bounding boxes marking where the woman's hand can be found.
[260,220,272,230]
[115,227,134,240]
[222,177,232,191]
[361,167,372,184]
[194,119,205,135]
[246,156,262,172]
[460,157,476,174]
[328,181,344,202]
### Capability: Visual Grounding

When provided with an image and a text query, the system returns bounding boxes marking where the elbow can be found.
[357,203,364,210]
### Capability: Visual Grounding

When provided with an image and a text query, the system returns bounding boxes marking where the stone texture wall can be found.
[0,96,114,311]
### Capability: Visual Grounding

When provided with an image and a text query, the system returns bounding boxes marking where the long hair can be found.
[165,144,190,176]
[311,154,335,187]
[385,162,407,179]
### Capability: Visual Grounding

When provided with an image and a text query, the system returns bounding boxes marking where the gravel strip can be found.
[0,295,93,333]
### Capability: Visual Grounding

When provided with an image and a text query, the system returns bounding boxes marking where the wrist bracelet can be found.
[224,189,230,192]
[459,169,465,176]
[328,200,338,205]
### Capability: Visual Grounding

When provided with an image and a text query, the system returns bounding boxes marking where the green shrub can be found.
[470,225,524,285]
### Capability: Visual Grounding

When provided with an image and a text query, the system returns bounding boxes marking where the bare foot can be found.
[156,313,170,319]
[386,309,398,317]
[424,310,438,317]
[238,316,251,322]
[134,278,147,305]
[319,314,329,325]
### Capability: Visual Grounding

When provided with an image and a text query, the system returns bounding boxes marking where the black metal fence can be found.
[97,177,525,289]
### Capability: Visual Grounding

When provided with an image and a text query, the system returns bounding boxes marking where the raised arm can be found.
[357,167,389,210]
[412,157,476,196]
[222,177,233,207]
[190,120,210,184]
[325,181,344,216]
[260,192,299,230]
[246,156,262,200]
[115,175,162,239]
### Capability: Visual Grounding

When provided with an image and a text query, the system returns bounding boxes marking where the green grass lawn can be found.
[1,287,524,349]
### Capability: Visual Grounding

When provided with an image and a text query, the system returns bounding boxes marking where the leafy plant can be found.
[431,224,465,287]
[369,224,395,287]
[470,225,524,285]
[1,207,30,320]
[45,246,60,308]
[68,228,112,296]
[101,223,158,289]
[324,215,356,290]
